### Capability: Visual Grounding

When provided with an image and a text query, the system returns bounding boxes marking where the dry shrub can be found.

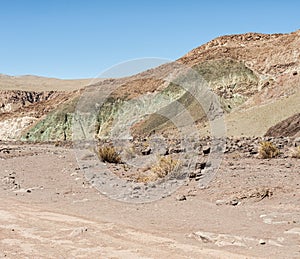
[259,141,279,159]
[135,173,157,183]
[98,146,121,163]
[151,156,179,178]
[291,146,300,158]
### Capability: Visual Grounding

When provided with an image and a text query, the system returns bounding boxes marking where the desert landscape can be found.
[0,29,299,258]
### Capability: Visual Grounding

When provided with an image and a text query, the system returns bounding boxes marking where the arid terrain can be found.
[0,142,299,258]
[0,30,299,258]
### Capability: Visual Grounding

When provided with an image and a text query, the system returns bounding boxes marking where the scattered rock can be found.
[168,147,186,154]
[285,163,292,168]
[176,194,186,201]
[69,227,88,237]
[133,185,142,190]
[202,146,211,155]
[192,232,212,243]
[141,147,151,155]
[259,239,266,245]
[189,172,197,179]
[229,199,240,206]
[195,173,203,181]
[195,162,207,170]
[216,199,226,206]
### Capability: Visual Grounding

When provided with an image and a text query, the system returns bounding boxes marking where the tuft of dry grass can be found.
[98,146,121,163]
[291,146,300,158]
[151,156,179,178]
[135,173,157,183]
[258,141,280,159]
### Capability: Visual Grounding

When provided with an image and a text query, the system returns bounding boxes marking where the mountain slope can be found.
[1,30,300,141]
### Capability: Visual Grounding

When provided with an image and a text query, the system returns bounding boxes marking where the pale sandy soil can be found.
[225,90,300,137]
[0,143,299,258]
[199,89,300,137]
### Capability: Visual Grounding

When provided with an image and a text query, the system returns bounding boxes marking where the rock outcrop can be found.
[265,113,300,138]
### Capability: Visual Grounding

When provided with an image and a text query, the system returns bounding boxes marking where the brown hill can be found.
[1,30,300,141]
[0,74,89,91]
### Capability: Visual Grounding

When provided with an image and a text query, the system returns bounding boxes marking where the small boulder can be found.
[176,194,187,201]
[202,146,211,155]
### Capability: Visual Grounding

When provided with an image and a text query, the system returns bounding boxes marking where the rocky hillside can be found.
[180,32,298,73]
[1,30,300,141]
[0,90,59,113]
[265,113,300,138]
[0,90,78,140]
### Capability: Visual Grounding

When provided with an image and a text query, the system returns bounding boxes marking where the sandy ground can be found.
[0,143,299,258]
[198,90,300,137]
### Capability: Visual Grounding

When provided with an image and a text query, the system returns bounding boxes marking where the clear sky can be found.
[1,0,300,79]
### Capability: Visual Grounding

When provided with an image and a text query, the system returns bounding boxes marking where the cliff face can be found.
[0,90,58,113]
[0,90,77,140]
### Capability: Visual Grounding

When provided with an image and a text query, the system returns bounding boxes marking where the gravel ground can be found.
[0,143,299,258]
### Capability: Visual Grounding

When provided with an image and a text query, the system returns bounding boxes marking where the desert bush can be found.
[151,156,179,178]
[259,141,279,159]
[135,172,157,183]
[98,146,121,163]
[291,146,300,158]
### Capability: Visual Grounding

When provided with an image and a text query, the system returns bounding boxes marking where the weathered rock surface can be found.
[265,113,300,138]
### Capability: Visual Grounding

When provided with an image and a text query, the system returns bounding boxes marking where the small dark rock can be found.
[189,172,197,179]
[141,148,151,155]
[176,194,186,201]
[195,162,206,170]
[202,146,211,155]
[259,239,266,245]
[229,199,239,206]
[133,185,141,190]
[285,163,292,168]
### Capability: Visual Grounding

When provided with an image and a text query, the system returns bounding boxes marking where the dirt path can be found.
[1,197,255,259]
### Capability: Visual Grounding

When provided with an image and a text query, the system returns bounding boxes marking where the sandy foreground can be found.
[0,143,299,258]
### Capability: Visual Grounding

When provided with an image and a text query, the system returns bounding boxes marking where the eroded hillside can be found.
[0,90,78,140]
[1,30,300,141]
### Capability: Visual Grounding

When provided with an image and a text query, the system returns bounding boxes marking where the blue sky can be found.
[1,0,299,79]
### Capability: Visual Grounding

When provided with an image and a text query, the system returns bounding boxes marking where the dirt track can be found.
[0,144,299,258]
